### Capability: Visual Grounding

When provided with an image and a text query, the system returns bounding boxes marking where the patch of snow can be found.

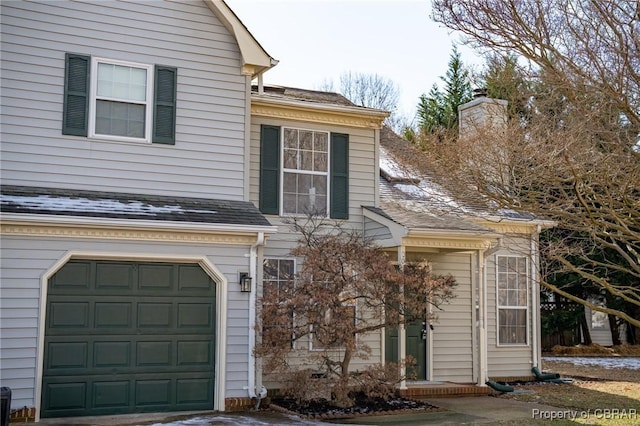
[379,147,413,179]
[146,413,335,425]
[543,356,640,370]
[2,195,217,215]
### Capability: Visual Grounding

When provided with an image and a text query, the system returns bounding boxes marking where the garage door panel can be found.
[43,260,216,418]
[48,302,89,329]
[50,262,91,290]
[176,378,212,404]
[178,303,212,328]
[177,341,212,365]
[46,342,88,370]
[43,382,87,410]
[96,263,135,290]
[138,264,174,291]
[93,381,130,408]
[93,341,131,368]
[178,265,213,291]
[95,302,133,328]
[136,341,173,367]
[136,379,172,406]
[137,303,173,328]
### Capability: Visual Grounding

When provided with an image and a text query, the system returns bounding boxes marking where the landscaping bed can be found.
[269,392,438,420]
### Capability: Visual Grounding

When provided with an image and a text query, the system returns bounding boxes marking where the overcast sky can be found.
[225,0,484,121]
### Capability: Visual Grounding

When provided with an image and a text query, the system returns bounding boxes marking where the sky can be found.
[225,0,485,121]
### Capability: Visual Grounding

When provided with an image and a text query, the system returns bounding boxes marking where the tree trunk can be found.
[580,313,592,345]
[608,314,621,346]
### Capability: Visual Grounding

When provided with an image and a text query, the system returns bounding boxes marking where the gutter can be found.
[0,213,278,235]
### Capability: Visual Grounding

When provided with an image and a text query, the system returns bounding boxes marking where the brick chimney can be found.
[458,89,508,138]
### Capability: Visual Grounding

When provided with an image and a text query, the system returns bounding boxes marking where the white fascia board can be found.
[407,227,501,240]
[0,213,278,235]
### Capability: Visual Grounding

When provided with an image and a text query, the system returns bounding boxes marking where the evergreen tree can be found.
[417,47,472,136]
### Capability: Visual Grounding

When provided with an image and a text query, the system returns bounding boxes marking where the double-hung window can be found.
[62,53,177,144]
[282,128,329,216]
[91,58,153,141]
[497,256,529,345]
[259,125,349,219]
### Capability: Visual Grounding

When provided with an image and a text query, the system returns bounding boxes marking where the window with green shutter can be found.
[62,54,177,145]
[259,125,349,219]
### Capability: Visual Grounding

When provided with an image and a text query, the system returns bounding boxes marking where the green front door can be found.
[385,321,427,380]
[42,260,216,418]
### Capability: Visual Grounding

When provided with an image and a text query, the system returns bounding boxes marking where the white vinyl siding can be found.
[0,0,248,199]
[428,253,474,383]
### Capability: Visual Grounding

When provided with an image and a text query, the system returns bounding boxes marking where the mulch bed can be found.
[269,393,440,420]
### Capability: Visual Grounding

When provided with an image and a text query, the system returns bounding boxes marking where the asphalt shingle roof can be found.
[0,186,272,227]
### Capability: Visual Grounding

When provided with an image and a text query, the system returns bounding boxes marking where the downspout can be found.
[531,225,541,368]
[478,248,488,385]
[247,232,267,405]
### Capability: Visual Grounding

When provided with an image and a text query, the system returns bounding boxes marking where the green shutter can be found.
[62,53,90,136]
[330,132,349,219]
[153,65,177,144]
[259,125,281,215]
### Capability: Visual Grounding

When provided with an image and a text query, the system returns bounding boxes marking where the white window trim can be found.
[88,57,154,143]
[279,127,331,217]
[496,254,530,347]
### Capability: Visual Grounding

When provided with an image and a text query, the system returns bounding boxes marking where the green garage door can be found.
[42,260,216,418]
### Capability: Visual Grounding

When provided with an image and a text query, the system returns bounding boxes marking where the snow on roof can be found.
[1,195,217,216]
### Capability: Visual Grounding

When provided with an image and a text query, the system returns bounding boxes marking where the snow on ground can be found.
[543,356,640,370]
[147,413,334,425]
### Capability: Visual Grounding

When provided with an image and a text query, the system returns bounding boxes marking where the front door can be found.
[385,320,427,380]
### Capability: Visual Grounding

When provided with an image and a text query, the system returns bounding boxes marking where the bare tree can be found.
[425,0,640,328]
[320,71,403,130]
[255,216,456,406]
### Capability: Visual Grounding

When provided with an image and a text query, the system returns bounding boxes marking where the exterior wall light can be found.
[239,272,252,293]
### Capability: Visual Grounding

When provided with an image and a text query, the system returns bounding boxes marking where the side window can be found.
[63,53,176,145]
[497,256,529,345]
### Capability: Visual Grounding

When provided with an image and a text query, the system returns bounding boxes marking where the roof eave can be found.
[205,0,277,78]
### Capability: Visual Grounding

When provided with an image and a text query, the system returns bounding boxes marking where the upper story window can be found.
[62,53,177,145]
[91,59,153,141]
[497,256,529,345]
[282,128,329,216]
[259,125,349,219]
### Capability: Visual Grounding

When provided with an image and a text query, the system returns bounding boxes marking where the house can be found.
[0,0,283,420]
[0,0,552,422]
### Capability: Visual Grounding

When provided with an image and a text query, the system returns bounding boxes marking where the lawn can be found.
[491,358,640,425]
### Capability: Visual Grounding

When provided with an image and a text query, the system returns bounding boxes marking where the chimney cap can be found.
[473,87,488,98]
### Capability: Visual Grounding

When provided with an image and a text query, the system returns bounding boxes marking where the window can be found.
[262,258,295,347]
[63,53,176,144]
[497,256,528,345]
[282,128,329,216]
[92,59,152,140]
[259,125,349,219]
